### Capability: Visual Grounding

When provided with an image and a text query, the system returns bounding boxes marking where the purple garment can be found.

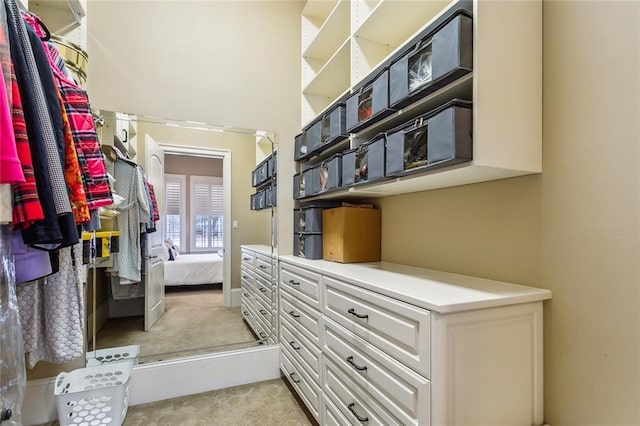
[13,230,52,283]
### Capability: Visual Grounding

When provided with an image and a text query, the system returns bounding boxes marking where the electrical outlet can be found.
[232,220,238,229]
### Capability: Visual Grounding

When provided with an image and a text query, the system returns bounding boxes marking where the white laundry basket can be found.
[85,345,140,367]
[54,361,133,426]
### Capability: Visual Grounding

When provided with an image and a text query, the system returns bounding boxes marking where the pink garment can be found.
[0,67,24,184]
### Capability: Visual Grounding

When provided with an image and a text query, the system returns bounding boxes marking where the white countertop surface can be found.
[242,244,277,257]
[279,255,551,314]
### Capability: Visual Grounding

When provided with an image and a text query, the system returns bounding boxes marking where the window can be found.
[190,175,224,251]
[164,174,186,250]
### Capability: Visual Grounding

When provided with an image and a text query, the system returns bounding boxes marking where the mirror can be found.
[85,111,278,366]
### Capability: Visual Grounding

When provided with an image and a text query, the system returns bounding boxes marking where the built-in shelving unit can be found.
[298,0,542,198]
[29,0,87,46]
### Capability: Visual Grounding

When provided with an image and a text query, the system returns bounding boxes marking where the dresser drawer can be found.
[323,356,402,425]
[254,273,274,306]
[254,294,273,328]
[281,348,321,421]
[321,394,351,426]
[323,319,429,425]
[255,253,274,278]
[281,315,322,382]
[280,289,322,346]
[323,276,431,377]
[280,263,322,309]
[240,250,255,267]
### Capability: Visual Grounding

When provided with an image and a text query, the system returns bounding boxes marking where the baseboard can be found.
[129,345,280,405]
[23,345,280,425]
[23,376,57,426]
[108,296,144,318]
[231,287,242,307]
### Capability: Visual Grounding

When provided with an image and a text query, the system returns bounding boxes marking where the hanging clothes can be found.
[17,243,84,368]
[0,66,23,184]
[9,63,44,228]
[4,0,73,246]
[109,150,150,299]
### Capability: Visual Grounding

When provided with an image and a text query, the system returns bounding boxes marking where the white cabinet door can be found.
[144,134,165,331]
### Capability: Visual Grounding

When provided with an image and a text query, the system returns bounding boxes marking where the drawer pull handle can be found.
[243,257,250,261]
[243,275,250,280]
[259,287,267,293]
[259,309,267,315]
[288,311,300,318]
[288,279,300,285]
[347,403,369,423]
[259,332,267,338]
[243,293,249,297]
[347,308,369,319]
[259,265,268,269]
[289,372,300,384]
[289,341,301,350]
[243,311,249,316]
[346,356,367,371]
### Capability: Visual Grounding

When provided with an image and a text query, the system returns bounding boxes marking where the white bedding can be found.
[163,253,224,286]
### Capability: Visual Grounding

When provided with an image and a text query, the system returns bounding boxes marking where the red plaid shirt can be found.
[10,64,44,228]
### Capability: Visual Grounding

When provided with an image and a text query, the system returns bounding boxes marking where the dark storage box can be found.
[342,149,355,188]
[386,99,472,177]
[389,13,473,109]
[256,190,266,210]
[293,232,323,260]
[250,193,258,210]
[321,104,347,148]
[313,153,342,194]
[346,69,394,133]
[294,206,324,233]
[294,133,308,161]
[264,185,277,208]
[251,169,258,188]
[269,152,277,177]
[342,136,385,187]
[293,172,305,200]
[305,120,323,158]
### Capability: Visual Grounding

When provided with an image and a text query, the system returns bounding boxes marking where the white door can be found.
[144,134,165,331]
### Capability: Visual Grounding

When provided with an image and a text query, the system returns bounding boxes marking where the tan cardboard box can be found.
[322,207,381,263]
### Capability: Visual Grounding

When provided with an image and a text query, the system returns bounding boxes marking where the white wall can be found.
[378,1,640,424]
[87,0,301,255]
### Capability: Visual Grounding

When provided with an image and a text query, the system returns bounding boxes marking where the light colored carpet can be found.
[42,379,314,426]
[123,379,313,426]
[94,288,261,364]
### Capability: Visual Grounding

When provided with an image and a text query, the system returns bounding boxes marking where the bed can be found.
[163,253,224,286]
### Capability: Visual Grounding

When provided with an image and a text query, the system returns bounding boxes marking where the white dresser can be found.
[278,256,551,426]
[241,245,277,344]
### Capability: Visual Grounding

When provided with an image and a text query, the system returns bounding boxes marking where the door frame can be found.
[160,144,233,307]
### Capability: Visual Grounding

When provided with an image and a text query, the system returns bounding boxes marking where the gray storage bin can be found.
[250,193,258,210]
[302,167,317,197]
[389,13,472,109]
[257,189,266,210]
[293,233,322,260]
[342,149,356,188]
[386,99,472,177]
[294,206,324,233]
[293,172,305,200]
[251,170,258,188]
[346,69,393,133]
[305,120,323,157]
[343,137,385,186]
[294,133,308,161]
[315,153,342,193]
[269,152,277,178]
[321,104,347,147]
[269,184,277,207]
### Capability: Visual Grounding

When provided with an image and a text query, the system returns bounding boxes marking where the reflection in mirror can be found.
[85,111,278,366]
